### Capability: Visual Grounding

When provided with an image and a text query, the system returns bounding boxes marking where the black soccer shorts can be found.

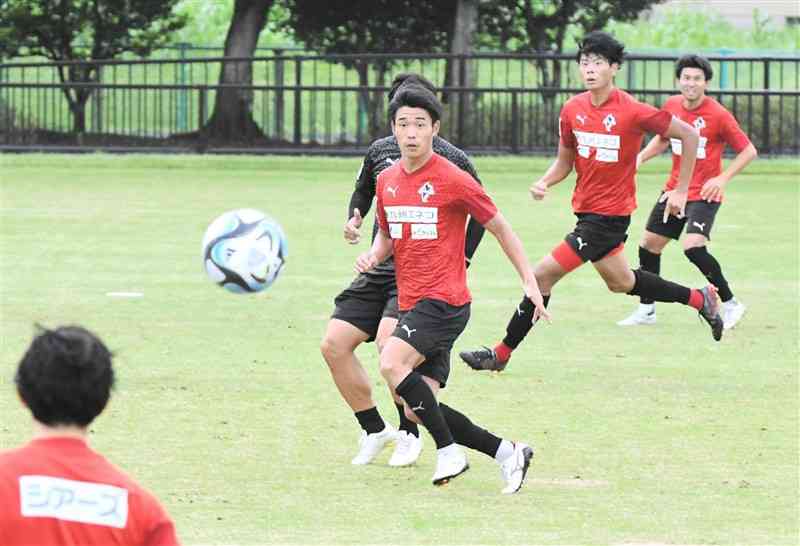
[645,193,722,240]
[331,272,398,342]
[392,299,470,388]
[564,213,631,263]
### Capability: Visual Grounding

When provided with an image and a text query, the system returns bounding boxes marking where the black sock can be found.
[501,294,550,349]
[354,407,385,435]
[628,268,691,304]
[395,402,419,438]
[396,372,453,449]
[440,403,502,458]
[638,247,661,305]
[685,246,733,302]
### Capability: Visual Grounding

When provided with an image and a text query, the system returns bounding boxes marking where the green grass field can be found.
[0,153,797,545]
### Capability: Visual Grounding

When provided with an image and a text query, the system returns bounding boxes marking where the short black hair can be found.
[15,325,115,427]
[388,84,442,124]
[675,54,713,81]
[576,31,625,66]
[388,73,436,101]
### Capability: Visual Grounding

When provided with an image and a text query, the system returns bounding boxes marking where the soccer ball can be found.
[201,209,288,294]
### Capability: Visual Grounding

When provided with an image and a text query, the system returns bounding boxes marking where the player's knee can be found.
[378,357,396,379]
[320,335,347,364]
[605,274,635,293]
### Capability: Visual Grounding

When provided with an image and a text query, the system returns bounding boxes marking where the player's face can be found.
[578,54,618,91]
[392,106,440,160]
[678,67,708,102]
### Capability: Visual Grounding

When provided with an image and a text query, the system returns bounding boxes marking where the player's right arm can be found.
[637,135,670,170]
[529,141,576,201]
[355,228,393,273]
[344,154,376,244]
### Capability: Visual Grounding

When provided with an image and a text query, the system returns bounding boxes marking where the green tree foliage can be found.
[279,0,455,138]
[479,0,664,89]
[0,0,186,132]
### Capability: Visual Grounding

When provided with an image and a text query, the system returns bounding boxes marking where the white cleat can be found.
[500,442,534,494]
[351,424,397,465]
[432,444,469,485]
[388,431,423,467]
[617,304,657,326]
[722,299,746,330]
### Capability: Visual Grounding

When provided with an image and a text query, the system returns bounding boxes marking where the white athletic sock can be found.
[494,439,515,462]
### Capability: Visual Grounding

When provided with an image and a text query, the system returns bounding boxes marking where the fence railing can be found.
[1,53,798,155]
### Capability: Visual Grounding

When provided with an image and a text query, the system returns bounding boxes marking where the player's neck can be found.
[682,94,705,110]
[588,84,615,107]
[402,149,434,174]
[33,421,89,441]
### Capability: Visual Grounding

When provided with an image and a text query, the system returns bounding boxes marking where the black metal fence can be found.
[1,52,798,155]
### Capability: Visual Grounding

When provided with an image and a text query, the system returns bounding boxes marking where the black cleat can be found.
[699,285,724,342]
[459,346,508,372]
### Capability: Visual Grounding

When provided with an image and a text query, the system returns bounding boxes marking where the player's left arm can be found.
[483,212,550,323]
[699,115,758,202]
[452,152,486,268]
[661,116,699,220]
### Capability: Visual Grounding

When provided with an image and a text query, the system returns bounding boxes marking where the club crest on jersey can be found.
[693,116,706,131]
[576,114,587,125]
[602,113,617,132]
[418,181,435,203]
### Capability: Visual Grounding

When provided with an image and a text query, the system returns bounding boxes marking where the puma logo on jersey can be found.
[411,402,425,412]
[576,114,587,125]
[692,221,706,232]
[386,185,398,197]
[603,113,617,132]
[576,236,588,250]
[401,325,417,338]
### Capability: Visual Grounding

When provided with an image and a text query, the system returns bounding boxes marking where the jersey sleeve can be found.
[454,172,497,225]
[447,148,486,264]
[375,173,389,234]
[720,110,752,153]
[558,104,576,148]
[348,152,376,220]
[141,492,181,546]
[635,101,672,136]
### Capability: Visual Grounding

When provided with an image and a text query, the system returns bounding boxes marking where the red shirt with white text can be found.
[559,88,672,215]
[376,153,497,311]
[0,437,180,546]
[661,94,751,202]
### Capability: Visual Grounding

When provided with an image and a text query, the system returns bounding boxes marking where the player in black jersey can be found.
[320,73,486,467]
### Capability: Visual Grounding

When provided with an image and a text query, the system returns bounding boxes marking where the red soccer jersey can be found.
[559,88,672,215]
[376,153,497,311]
[0,437,180,546]
[661,95,752,202]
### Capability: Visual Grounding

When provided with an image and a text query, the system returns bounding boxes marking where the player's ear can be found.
[390,119,397,137]
[432,119,440,136]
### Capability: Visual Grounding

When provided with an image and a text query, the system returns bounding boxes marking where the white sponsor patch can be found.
[20,475,129,528]
[384,206,438,224]
[596,148,619,162]
[411,224,438,239]
[573,130,620,150]
[389,223,403,239]
[670,137,707,159]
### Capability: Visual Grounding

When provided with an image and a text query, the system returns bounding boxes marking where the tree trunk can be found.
[202,0,273,141]
[449,0,478,145]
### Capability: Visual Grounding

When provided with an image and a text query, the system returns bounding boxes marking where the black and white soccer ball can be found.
[202,209,288,294]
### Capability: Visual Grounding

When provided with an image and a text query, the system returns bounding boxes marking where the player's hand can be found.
[344,208,363,244]
[699,176,726,202]
[660,189,687,223]
[530,180,548,201]
[523,277,551,324]
[354,251,378,274]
